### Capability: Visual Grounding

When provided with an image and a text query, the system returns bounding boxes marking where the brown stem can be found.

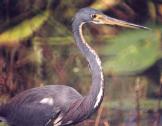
[135,77,141,126]
[95,105,103,126]
[156,73,162,126]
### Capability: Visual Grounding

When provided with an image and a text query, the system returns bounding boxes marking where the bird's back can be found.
[0,85,82,126]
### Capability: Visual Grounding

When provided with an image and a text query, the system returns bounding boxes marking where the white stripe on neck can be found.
[79,23,104,109]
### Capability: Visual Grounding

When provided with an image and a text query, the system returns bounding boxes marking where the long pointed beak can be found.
[97,14,150,30]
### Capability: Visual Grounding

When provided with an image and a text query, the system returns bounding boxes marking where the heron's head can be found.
[74,7,149,30]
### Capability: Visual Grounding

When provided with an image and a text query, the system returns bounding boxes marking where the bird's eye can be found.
[91,14,97,19]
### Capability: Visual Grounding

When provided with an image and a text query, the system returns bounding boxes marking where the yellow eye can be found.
[91,14,97,19]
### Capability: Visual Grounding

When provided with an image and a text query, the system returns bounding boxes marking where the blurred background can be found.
[0,0,162,126]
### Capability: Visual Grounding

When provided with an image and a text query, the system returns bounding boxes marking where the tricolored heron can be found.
[0,8,148,126]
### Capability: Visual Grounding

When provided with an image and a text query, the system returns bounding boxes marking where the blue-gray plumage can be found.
[0,8,148,126]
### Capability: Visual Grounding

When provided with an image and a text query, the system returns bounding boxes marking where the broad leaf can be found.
[0,11,49,45]
[101,27,162,75]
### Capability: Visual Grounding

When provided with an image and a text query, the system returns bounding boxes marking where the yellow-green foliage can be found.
[102,26,162,75]
[0,11,49,45]
[0,122,8,126]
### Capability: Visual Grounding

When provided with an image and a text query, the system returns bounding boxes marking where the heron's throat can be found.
[72,21,104,109]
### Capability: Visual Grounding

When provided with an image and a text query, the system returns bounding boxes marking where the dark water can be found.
[108,109,162,126]
[78,109,162,126]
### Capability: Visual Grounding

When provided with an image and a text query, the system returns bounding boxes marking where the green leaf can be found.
[102,27,162,75]
[34,36,74,45]
[0,11,49,45]
[33,35,92,46]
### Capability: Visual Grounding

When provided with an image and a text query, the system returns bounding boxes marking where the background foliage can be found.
[0,0,162,126]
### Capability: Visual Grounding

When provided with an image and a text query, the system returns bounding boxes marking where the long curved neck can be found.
[72,20,104,109]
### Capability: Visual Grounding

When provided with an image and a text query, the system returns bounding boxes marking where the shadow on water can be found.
[77,108,162,126]
[108,109,162,126]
